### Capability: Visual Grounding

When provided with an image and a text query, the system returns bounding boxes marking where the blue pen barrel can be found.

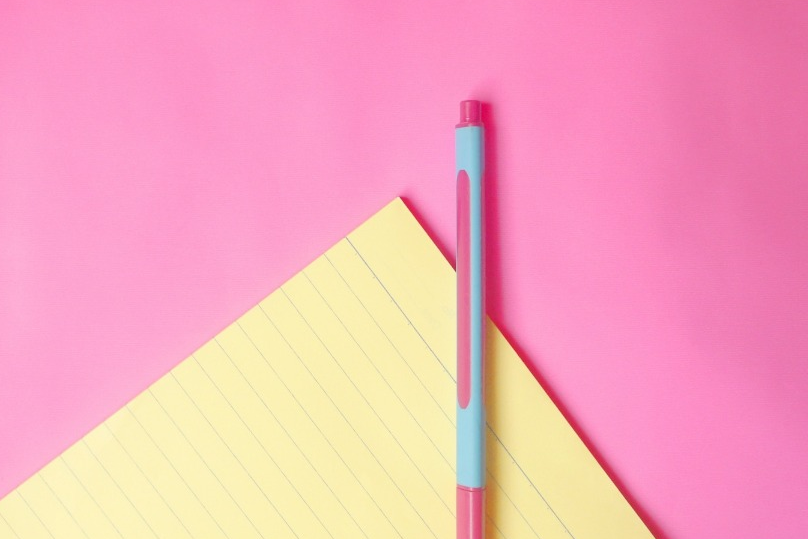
[456,112,485,491]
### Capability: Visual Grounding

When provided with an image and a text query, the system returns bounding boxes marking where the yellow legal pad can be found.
[0,198,653,539]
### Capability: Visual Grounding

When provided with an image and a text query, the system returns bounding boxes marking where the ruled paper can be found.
[0,198,654,539]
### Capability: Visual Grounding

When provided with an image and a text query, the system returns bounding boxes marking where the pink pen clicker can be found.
[456,100,485,539]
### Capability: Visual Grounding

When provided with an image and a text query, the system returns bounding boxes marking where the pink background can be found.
[2,1,807,537]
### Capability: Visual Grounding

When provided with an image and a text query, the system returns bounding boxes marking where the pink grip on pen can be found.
[457,169,471,409]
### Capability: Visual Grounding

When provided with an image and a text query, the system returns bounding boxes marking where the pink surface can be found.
[1,2,807,537]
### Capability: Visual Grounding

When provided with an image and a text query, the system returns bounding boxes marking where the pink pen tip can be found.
[457,486,485,539]
[458,100,483,127]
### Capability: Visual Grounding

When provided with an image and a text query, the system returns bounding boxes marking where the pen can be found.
[456,99,485,539]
